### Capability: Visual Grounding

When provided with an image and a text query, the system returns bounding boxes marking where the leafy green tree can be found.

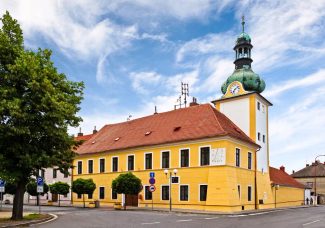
[49,182,70,206]
[0,11,84,220]
[26,180,49,206]
[72,178,96,208]
[4,181,18,195]
[112,172,142,210]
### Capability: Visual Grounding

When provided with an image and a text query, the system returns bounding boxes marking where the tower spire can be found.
[241,15,245,33]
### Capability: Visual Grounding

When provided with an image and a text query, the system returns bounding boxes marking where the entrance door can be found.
[52,193,58,202]
[125,194,138,206]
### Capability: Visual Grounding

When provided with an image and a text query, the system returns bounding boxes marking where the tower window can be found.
[257,102,260,111]
[258,132,261,141]
[263,135,266,143]
[236,148,240,167]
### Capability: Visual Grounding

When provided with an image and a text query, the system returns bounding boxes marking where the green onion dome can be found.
[237,32,251,43]
[221,68,265,94]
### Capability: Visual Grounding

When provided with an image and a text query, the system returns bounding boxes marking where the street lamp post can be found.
[314,155,325,206]
[273,184,279,208]
[164,169,178,212]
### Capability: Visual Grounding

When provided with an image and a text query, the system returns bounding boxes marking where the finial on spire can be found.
[241,15,245,33]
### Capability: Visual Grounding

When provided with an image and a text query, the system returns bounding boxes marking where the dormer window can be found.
[114,137,120,141]
[174,126,181,132]
[145,131,152,136]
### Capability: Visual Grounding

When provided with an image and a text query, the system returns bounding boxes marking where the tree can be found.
[0,11,84,220]
[26,180,49,206]
[49,182,70,206]
[71,178,96,208]
[112,172,142,210]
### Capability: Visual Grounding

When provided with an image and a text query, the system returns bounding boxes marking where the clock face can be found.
[230,84,240,95]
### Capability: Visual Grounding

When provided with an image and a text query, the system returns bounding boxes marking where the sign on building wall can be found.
[210,148,226,165]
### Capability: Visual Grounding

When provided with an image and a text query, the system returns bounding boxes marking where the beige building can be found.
[292,161,325,204]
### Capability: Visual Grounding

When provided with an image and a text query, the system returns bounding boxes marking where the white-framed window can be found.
[112,156,118,172]
[199,146,211,166]
[248,152,252,170]
[77,161,82,174]
[248,186,252,201]
[179,185,189,201]
[144,152,153,170]
[236,148,240,167]
[237,185,241,199]
[257,132,261,141]
[111,188,117,199]
[161,150,170,169]
[179,148,190,167]
[127,154,135,171]
[263,135,266,143]
[144,185,152,200]
[88,159,94,174]
[99,186,105,200]
[199,184,208,201]
[99,158,105,173]
[161,185,169,201]
[257,101,260,111]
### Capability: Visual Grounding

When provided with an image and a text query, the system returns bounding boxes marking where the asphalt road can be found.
[31,206,325,228]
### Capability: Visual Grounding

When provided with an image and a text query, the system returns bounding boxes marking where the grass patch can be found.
[24,213,47,220]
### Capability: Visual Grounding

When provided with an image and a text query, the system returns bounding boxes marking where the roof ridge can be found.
[207,104,227,135]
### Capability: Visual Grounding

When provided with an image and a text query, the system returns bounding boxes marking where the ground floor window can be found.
[200,185,208,201]
[88,193,93,199]
[112,188,117,199]
[180,185,189,201]
[162,186,169,200]
[248,186,252,201]
[144,186,152,200]
[77,194,82,199]
[99,187,105,199]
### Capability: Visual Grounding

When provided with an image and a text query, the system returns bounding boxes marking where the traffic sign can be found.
[37,177,44,186]
[0,180,5,187]
[149,185,156,192]
[149,178,155,185]
[0,187,4,193]
[37,185,44,193]
[149,172,155,178]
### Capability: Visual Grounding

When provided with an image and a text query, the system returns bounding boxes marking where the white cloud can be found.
[129,71,162,94]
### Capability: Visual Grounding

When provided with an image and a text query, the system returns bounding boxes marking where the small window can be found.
[200,185,208,201]
[236,148,240,167]
[99,158,105,173]
[162,186,169,200]
[161,151,170,169]
[263,135,266,143]
[88,160,93,174]
[200,147,210,166]
[77,161,82,174]
[145,186,152,200]
[53,169,57,178]
[238,185,241,199]
[248,152,252,170]
[128,155,134,171]
[180,185,189,201]
[257,102,260,111]
[112,189,117,199]
[258,132,261,141]
[112,157,118,172]
[77,194,82,199]
[40,169,45,178]
[145,153,152,170]
[248,186,252,201]
[180,149,189,167]
[99,187,105,200]
[88,193,93,199]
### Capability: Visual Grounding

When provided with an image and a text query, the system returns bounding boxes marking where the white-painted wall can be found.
[220,98,250,136]
[256,98,268,172]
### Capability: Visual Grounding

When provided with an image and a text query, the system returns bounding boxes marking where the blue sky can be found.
[1,0,325,173]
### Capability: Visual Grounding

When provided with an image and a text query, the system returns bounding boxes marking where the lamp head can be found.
[164,169,168,175]
[173,169,178,175]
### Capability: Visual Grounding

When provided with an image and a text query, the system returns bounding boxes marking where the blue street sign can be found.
[149,178,155,185]
[0,180,5,187]
[149,172,155,178]
[37,177,44,186]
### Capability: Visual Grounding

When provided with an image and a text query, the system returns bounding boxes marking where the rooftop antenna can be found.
[181,82,189,107]
[127,115,132,121]
[241,15,245,33]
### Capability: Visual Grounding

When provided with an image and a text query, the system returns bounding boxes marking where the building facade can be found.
[72,18,305,211]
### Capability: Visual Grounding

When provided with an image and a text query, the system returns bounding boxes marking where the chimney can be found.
[280,166,285,172]
[77,127,83,136]
[154,106,158,115]
[93,126,98,134]
[292,170,295,174]
[306,164,309,167]
[190,97,198,107]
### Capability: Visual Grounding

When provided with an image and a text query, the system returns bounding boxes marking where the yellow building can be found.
[72,18,305,212]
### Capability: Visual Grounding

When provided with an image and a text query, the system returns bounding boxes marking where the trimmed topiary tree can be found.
[49,182,70,207]
[26,180,49,206]
[71,178,96,208]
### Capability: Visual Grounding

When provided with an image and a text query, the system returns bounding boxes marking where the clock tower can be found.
[212,17,272,173]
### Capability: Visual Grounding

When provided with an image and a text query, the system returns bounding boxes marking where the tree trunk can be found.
[11,181,26,220]
[83,194,85,208]
[124,194,127,210]
[58,194,60,207]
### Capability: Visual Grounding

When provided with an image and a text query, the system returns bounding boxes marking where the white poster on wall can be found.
[210,148,226,165]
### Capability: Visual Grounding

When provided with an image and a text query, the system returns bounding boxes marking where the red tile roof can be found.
[270,167,305,189]
[76,104,258,155]
[74,134,94,141]
[291,162,325,178]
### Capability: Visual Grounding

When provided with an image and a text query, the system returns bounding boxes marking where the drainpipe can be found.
[254,147,260,210]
